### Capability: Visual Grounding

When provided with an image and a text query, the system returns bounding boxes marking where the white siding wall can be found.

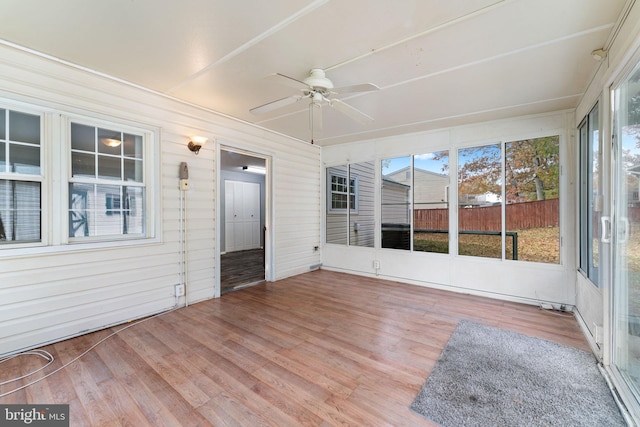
[0,44,320,356]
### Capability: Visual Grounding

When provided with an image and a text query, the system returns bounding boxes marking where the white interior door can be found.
[225,180,260,252]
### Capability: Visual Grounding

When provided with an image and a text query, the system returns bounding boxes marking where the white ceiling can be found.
[0,0,628,146]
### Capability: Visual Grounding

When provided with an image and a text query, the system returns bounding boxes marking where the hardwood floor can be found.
[0,270,590,426]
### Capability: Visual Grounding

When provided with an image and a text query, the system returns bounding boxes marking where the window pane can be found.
[124,133,143,158]
[124,159,143,182]
[10,144,40,174]
[0,179,41,243]
[69,122,146,241]
[326,165,348,245]
[9,111,40,145]
[350,161,374,248]
[98,155,121,180]
[382,156,411,250]
[72,152,95,178]
[124,186,145,234]
[613,59,640,408]
[414,151,449,254]
[71,123,95,151]
[98,128,122,155]
[505,136,560,263]
[458,144,502,258]
[69,183,92,237]
[588,105,601,282]
[0,142,5,171]
[0,109,5,140]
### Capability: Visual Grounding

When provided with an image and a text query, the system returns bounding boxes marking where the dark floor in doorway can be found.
[221,248,264,292]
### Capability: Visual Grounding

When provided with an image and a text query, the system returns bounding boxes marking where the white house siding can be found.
[0,44,320,356]
[322,112,574,307]
[349,161,375,248]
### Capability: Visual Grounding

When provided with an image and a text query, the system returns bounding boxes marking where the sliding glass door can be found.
[613,59,640,406]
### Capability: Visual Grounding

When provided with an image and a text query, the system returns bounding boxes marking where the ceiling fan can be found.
[250,68,379,143]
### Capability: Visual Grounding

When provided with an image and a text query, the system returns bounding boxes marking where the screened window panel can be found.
[504,136,560,263]
[326,165,348,245]
[381,156,411,250]
[350,161,374,248]
[413,151,449,254]
[458,144,502,259]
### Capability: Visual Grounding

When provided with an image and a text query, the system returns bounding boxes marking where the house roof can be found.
[0,0,628,146]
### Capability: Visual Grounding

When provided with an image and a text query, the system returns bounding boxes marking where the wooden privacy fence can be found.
[414,198,559,231]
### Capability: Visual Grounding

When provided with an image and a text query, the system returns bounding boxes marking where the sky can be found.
[382,151,449,176]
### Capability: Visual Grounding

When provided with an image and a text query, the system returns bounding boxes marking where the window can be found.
[579,103,600,284]
[456,138,560,262]
[328,170,358,213]
[381,156,411,250]
[0,108,42,245]
[69,122,146,238]
[413,151,449,254]
[458,144,502,259]
[505,136,560,263]
[326,163,373,247]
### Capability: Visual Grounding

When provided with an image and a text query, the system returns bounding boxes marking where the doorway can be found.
[220,148,267,293]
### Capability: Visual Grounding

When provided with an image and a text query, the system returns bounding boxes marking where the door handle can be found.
[620,217,630,244]
[601,216,611,243]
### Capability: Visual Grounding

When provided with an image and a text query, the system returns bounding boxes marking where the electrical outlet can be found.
[373,260,380,269]
[175,284,185,297]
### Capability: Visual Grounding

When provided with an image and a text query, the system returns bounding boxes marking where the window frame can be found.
[327,169,359,214]
[0,104,46,249]
[0,100,160,256]
[65,115,154,244]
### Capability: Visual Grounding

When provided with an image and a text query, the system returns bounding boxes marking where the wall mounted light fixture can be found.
[242,165,266,175]
[188,136,208,155]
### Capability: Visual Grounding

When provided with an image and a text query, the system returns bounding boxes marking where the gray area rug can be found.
[411,320,626,426]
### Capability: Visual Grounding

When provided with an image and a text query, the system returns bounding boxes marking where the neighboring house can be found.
[458,192,502,207]
[385,167,450,209]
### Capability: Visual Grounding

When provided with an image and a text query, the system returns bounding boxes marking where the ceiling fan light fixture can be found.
[304,68,334,91]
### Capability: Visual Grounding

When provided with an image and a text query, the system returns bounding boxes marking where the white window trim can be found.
[63,114,158,245]
[0,100,161,257]
[327,170,359,214]
[0,104,47,249]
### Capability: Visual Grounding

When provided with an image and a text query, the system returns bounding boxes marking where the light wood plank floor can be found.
[0,270,590,426]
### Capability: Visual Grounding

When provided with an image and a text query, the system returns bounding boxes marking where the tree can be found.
[505,136,559,202]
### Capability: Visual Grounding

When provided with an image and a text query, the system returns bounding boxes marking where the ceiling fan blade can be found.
[265,73,309,90]
[309,102,323,132]
[330,99,374,124]
[250,95,302,115]
[332,83,380,94]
